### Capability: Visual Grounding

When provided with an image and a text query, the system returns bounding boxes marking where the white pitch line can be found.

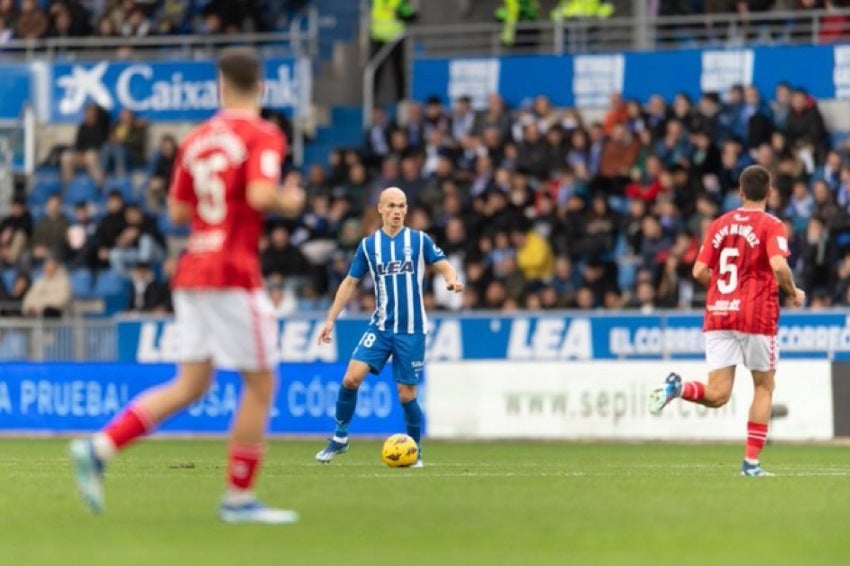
[348,471,589,479]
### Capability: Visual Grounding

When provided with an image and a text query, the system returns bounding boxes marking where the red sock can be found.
[746,421,768,461]
[103,404,154,450]
[681,382,705,402]
[228,444,265,491]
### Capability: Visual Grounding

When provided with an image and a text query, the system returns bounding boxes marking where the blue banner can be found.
[412,44,846,109]
[48,58,307,123]
[0,64,32,120]
[116,312,850,363]
[0,362,405,435]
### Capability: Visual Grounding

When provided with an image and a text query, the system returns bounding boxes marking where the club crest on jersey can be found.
[377,260,414,276]
[403,246,413,259]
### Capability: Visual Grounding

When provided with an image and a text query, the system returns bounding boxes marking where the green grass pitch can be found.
[1,439,849,565]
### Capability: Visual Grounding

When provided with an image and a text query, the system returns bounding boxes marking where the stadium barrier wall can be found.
[412,44,850,110]
[118,312,850,364]
[2,313,848,437]
[0,362,404,435]
[427,361,834,441]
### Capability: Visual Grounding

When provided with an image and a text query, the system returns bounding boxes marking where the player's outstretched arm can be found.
[691,260,711,287]
[318,275,361,344]
[769,255,805,307]
[432,259,464,293]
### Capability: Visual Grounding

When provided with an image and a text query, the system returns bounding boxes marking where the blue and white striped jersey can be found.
[348,227,446,334]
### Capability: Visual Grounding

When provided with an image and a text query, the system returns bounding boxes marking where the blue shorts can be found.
[351,326,425,385]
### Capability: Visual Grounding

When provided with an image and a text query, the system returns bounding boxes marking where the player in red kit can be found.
[69,47,305,522]
[648,165,805,476]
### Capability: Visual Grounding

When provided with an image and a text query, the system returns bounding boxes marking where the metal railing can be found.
[362,7,850,123]
[403,8,850,58]
[0,9,319,61]
[0,318,116,362]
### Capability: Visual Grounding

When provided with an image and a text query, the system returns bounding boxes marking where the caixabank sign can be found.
[46,57,310,122]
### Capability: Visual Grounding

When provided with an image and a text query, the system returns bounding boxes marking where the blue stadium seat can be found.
[29,205,46,222]
[28,176,62,207]
[69,268,94,298]
[1,268,16,292]
[103,176,135,202]
[66,175,99,204]
[93,270,131,315]
[158,210,190,237]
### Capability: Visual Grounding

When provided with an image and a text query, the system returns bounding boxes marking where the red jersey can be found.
[697,208,789,335]
[169,110,285,290]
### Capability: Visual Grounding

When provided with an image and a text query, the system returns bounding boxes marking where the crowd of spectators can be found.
[4,80,850,318]
[0,0,309,45]
[652,1,850,46]
[293,82,850,315]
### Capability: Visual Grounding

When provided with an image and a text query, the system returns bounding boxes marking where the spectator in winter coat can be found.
[126,261,171,313]
[30,194,70,261]
[787,88,830,163]
[22,255,71,318]
[108,203,166,276]
[100,108,148,177]
[60,103,109,188]
[0,197,33,267]
[599,123,641,188]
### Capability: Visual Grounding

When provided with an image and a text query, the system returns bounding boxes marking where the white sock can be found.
[332,436,348,444]
[744,458,759,465]
[91,433,117,463]
[222,489,255,506]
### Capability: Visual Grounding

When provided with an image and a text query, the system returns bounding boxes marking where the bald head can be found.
[377,186,408,232]
[379,186,407,205]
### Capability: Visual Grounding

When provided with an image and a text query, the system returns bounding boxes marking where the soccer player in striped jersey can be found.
[315,186,464,466]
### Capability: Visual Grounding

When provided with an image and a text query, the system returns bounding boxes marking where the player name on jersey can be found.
[711,222,760,249]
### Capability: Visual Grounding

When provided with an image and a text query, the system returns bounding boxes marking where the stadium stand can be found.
[2,1,850,320]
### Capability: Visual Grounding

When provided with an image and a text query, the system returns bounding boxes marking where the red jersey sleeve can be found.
[168,147,195,204]
[765,219,790,259]
[246,126,285,186]
[696,221,718,268]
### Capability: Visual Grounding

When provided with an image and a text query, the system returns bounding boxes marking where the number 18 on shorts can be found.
[351,327,425,385]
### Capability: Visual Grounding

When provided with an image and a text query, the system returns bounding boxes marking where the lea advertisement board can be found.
[118,312,850,365]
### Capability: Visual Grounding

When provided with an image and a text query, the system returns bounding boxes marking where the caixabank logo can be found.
[50,59,303,122]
